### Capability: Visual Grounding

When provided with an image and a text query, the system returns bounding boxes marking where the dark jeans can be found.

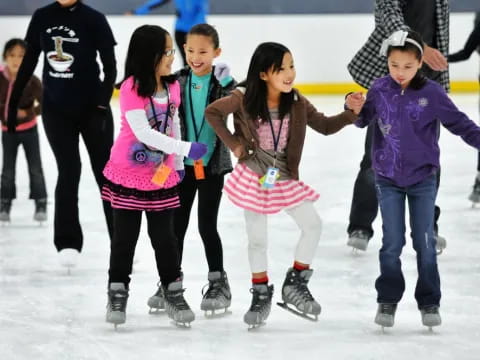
[1,126,47,200]
[42,105,114,252]
[174,165,225,272]
[348,124,441,238]
[175,30,187,66]
[374,174,441,308]
[108,208,180,288]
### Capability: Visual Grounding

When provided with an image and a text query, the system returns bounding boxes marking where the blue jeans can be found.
[374,174,441,309]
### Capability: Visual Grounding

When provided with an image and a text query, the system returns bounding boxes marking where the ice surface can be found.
[1,94,479,359]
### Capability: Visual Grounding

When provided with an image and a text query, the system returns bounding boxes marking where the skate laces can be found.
[109,291,128,312]
[379,303,396,314]
[248,287,271,311]
[423,306,439,314]
[350,229,370,240]
[202,279,226,299]
[166,289,190,310]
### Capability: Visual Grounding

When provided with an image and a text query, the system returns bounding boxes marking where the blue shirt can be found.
[356,75,480,187]
[184,71,216,165]
[133,0,208,32]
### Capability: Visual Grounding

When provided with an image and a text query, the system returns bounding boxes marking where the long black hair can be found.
[3,38,26,60]
[240,42,294,123]
[118,25,175,97]
[386,30,427,90]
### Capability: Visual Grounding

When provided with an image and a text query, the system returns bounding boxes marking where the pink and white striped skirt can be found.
[224,163,319,214]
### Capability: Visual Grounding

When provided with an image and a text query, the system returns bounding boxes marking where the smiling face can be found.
[387,49,422,89]
[156,34,175,78]
[4,44,25,77]
[184,34,221,76]
[260,52,296,96]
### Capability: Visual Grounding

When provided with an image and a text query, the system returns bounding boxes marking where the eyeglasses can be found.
[164,49,176,57]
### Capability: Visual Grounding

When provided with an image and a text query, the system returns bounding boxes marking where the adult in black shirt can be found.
[7,0,117,267]
[448,12,480,203]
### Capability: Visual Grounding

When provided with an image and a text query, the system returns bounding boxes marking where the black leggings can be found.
[174,166,225,272]
[42,105,114,251]
[108,208,180,287]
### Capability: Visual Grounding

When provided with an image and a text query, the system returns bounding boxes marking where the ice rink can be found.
[1,94,479,359]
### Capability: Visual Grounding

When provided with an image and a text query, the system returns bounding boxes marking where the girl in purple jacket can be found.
[347,30,480,331]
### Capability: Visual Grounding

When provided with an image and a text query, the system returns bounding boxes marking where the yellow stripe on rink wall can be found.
[112,81,479,98]
[295,81,480,95]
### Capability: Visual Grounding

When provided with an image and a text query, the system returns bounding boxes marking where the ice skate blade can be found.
[148,307,166,315]
[171,320,192,328]
[277,302,319,321]
[204,308,232,318]
[247,322,266,331]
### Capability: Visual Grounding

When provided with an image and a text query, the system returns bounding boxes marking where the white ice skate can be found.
[58,248,79,274]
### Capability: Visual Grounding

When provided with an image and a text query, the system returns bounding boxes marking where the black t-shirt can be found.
[21,1,116,109]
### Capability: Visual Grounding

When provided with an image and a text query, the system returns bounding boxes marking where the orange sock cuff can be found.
[293,262,310,271]
[252,276,269,284]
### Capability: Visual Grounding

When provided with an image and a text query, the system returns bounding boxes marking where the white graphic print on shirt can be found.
[45,26,79,77]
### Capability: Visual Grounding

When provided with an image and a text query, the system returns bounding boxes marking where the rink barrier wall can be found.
[0,14,478,94]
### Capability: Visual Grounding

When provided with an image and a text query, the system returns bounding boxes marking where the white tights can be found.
[244,201,322,273]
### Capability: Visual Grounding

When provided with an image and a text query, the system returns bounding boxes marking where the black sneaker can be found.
[374,303,397,327]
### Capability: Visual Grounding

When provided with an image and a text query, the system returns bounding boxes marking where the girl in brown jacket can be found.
[205,42,361,328]
[0,38,46,223]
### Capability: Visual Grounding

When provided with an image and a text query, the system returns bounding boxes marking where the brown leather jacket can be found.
[0,68,42,129]
[205,88,357,180]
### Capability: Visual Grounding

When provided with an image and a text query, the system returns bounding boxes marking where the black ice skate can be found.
[420,305,441,331]
[0,199,12,223]
[469,177,480,206]
[200,271,232,317]
[374,303,397,330]
[147,282,165,313]
[277,268,321,321]
[163,279,195,327]
[434,232,447,255]
[347,229,371,252]
[34,198,47,223]
[106,282,129,329]
[244,283,274,330]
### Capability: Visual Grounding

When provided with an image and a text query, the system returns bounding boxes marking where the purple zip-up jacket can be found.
[356,75,480,187]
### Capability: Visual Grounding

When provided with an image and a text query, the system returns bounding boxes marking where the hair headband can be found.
[379,30,424,57]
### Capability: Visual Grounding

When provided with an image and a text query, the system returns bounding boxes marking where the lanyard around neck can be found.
[267,113,285,161]
[187,70,213,141]
[149,82,170,134]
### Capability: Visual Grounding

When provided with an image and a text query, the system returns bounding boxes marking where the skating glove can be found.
[177,169,185,181]
[214,63,233,87]
[187,142,208,160]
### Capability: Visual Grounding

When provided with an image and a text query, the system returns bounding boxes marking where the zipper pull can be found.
[401,89,405,95]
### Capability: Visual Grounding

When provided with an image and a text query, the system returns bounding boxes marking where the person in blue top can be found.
[346,30,480,330]
[448,11,480,204]
[147,23,236,317]
[126,0,208,66]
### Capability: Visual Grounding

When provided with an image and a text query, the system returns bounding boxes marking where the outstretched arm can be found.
[448,21,480,63]
[130,0,171,15]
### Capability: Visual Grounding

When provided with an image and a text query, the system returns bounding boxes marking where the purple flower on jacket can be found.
[405,98,428,121]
